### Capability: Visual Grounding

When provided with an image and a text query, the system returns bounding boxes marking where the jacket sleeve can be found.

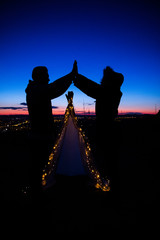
[74,74,101,99]
[48,73,73,99]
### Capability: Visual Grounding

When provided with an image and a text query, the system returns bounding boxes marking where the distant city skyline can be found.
[0,0,160,115]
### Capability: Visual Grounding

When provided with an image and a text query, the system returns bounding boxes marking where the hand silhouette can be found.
[72,60,78,77]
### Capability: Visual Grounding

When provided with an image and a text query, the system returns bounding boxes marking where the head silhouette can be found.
[101,66,124,88]
[32,66,50,84]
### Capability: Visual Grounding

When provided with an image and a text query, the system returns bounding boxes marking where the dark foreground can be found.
[2,176,136,234]
[1,115,160,234]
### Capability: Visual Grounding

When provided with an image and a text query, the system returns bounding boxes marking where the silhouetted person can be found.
[26,63,76,198]
[65,91,75,117]
[66,91,74,106]
[157,110,160,118]
[74,64,124,189]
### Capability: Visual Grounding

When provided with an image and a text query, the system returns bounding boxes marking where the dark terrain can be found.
[0,114,159,234]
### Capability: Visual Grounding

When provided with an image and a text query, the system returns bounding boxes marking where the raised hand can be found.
[72,60,78,77]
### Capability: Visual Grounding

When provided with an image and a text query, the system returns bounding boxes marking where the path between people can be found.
[56,116,86,176]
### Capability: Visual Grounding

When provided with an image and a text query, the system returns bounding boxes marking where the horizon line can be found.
[0,112,157,116]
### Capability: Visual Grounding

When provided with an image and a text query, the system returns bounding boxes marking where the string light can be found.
[42,92,110,192]
[78,121,110,191]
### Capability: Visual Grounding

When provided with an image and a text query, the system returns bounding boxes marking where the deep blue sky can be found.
[0,0,160,114]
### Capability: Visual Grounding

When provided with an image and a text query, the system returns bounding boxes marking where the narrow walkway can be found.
[56,116,86,176]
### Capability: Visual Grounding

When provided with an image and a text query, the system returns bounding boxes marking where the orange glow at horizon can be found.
[0,107,157,115]
[119,106,156,115]
[0,109,29,115]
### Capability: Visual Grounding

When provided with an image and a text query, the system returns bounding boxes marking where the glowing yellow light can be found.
[102,185,110,192]
[95,183,100,189]
[42,174,45,178]
[42,180,46,186]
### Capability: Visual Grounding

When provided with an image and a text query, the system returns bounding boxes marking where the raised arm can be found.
[74,74,101,99]
[49,61,78,99]
[48,72,74,99]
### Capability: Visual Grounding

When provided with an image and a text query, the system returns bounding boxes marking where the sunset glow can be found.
[0,107,155,116]
[0,0,160,116]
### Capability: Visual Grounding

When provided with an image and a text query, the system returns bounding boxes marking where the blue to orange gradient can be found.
[0,0,160,115]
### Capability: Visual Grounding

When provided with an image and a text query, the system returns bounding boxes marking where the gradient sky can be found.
[0,0,160,115]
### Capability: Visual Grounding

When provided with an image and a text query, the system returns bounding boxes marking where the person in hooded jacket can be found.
[74,64,124,190]
[25,61,77,198]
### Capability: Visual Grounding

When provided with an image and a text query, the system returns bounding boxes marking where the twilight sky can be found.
[0,0,160,115]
